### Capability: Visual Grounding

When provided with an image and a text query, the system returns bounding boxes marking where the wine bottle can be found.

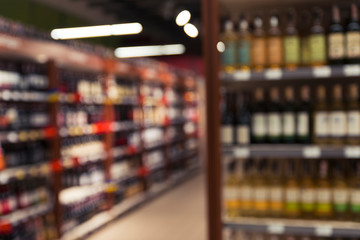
[347,84,360,144]
[235,92,251,145]
[251,16,266,71]
[251,88,267,143]
[346,3,360,64]
[332,160,349,220]
[300,11,312,66]
[300,159,316,219]
[224,160,240,218]
[284,159,301,218]
[309,8,327,66]
[296,86,311,143]
[282,87,296,143]
[267,14,283,68]
[221,92,235,145]
[221,19,237,73]
[350,159,360,221]
[315,159,332,219]
[284,9,300,70]
[237,15,251,70]
[239,159,254,217]
[269,159,283,217]
[329,84,347,145]
[267,88,282,143]
[328,5,345,64]
[253,159,269,217]
[313,85,329,145]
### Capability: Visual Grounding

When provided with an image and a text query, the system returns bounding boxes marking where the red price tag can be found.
[51,159,62,173]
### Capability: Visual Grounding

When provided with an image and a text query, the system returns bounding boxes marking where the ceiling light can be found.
[114,44,186,58]
[51,23,143,40]
[176,10,191,26]
[184,23,198,38]
[217,41,225,53]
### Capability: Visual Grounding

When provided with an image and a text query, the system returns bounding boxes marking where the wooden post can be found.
[201,0,222,239]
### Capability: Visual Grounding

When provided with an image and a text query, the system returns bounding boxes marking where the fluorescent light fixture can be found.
[184,23,199,38]
[51,23,143,40]
[176,10,191,26]
[115,44,186,58]
[217,41,225,53]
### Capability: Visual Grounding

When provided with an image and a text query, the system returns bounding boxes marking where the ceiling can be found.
[33,0,202,55]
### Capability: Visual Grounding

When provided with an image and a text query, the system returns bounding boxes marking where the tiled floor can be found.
[86,174,207,240]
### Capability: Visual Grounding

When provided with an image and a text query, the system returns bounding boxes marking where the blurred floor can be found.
[86,174,207,240]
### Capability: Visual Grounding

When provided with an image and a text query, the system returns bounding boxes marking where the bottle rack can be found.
[0,32,200,239]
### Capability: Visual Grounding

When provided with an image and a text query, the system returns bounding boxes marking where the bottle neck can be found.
[351,4,359,22]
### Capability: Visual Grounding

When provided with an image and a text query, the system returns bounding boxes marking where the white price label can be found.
[303,146,321,158]
[265,69,283,80]
[315,226,333,237]
[344,65,360,76]
[313,66,331,78]
[233,70,250,81]
[267,223,285,234]
[234,147,250,158]
[345,146,360,158]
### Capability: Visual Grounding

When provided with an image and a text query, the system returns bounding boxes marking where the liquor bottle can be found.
[251,16,266,71]
[313,85,329,145]
[346,3,360,64]
[251,88,267,143]
[282,87,296,143]
[300,11,312,66]
[235,92,251,145]
[332,160,349,220]
[296,86,311,143]
[284,9,300,70]
[315,159,332,219]
[221,19,237,73]
[328,5,345,64]
[329,85,346,145]
[221,92,235,145]
[267,88,282,143]
[347,84,360,144]
[253,159,269,217]
[269,159,283,217]
[284,159,301,218]
[309,8,327,66]
[237,15,251,70]
[224,160,240,218]
[267,14,283,68]
[350,159,360,221]
[300,159,316,219]
[239,159,254,216]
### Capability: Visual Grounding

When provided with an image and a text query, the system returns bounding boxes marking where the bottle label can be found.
[254,187,268,211]
[285,188,300,212]
[333,188,349,212]
[310,34,326,63]
[314,111,328,137]
[346,32,360,58]
[297,112,309,136]
[238,40,250,65]
[268,113,281,137]
[328,33,345,59]
[351,190,360,212]
[236,125,250,144]
[270,186,283,211]
[301,37,311,65]
[283,112,295,136]
[317,188,332,213]
[347,111,360,137]
[224,187,240,208]
[252,38,266,65]
[221,125,234,144]
[240,186,252,210]
[284,36,300,64]
[268,37,283,65]
[330,111,347,137]
[252,113,267,137]
[222,41,236,65]
[301,188,316,212]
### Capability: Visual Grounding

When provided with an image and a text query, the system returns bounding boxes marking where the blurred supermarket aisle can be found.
[86,174,207,240]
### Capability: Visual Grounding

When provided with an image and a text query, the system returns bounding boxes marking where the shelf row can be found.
[224,217,360,238]
[222,145,360,159]
[221,65,360,82]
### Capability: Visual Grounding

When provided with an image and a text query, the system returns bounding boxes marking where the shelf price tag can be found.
[233,70,250,81]
[344,65,360,76]
[267,223,285,234]
[303,146,321,158]
[265,69,282,80]
[344,147,360,158]
[234,147,250,158]
[312,66,331,78]
[315,226,333,237]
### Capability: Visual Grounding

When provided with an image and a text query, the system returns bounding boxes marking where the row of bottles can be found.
[221,4,360,72]
[221,84,360,145]
[57,104,105,127]
[227,231,355,240]
[107,78,137,104]
[224,158,360,220]
[61,135,105,161]
[62,162,105,189]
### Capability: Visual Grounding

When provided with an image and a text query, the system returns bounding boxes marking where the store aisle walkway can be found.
[87,174,207,240]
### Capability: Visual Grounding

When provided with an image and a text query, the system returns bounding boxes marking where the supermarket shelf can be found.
[0,203,52,224]
[222,144,360,159]
[61,166,199,240]
[223,217,360,238]
[221,65,360,83]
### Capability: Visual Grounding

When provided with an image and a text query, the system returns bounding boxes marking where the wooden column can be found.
[201,0,222,239]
